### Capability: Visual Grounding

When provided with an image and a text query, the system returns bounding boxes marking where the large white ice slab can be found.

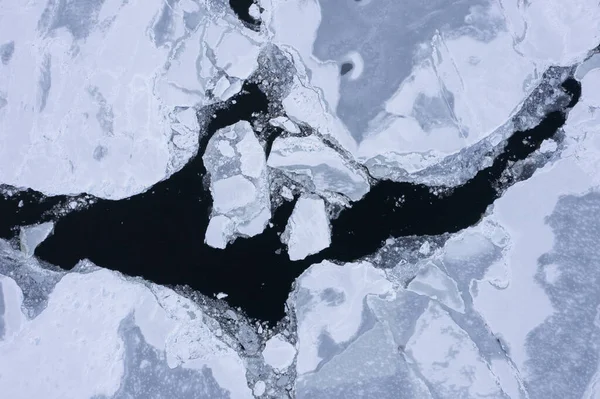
[268,135,369,201]
[203,121,271,248]
[0,0,264,199]
[282,195,331,261]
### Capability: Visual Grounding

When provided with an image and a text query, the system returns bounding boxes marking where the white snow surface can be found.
[283,195,331,261]
[0,252,253,399]
[0,0,264,199]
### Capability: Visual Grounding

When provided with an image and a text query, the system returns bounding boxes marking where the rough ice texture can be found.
[203,121,271,248]
[0,249,253,399]
[268,134,370,201]
[282,195,331,261]
[267,0,600,186]
[0,0,264,199]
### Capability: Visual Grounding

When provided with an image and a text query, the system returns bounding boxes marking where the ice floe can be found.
[282,195,331,261]
[203,121,271,248]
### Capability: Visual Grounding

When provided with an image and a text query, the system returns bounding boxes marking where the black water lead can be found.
[0,77,581,325]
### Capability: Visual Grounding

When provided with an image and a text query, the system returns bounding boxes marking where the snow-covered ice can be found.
[0,0,264,199]
[203,121,271,248]
[282,195,331,261]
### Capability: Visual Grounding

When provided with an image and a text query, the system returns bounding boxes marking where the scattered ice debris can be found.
[19,222,54,258]
[268,134,370,201]
[262,334,296,372]
[282,195,330,261]
[216,292,229,299]
[203,121,271,248]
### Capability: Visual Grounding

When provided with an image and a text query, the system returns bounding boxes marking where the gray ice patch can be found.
[88,86,114,136]
[0,92,7,111]
[320,288,345,306]
[313,0,501,140]
[0,41,15,65]
[299,321,430,399]
[152,0,179,47]
[93,145,108,161]
[0,282,5,340]
[524,192,600,399]
[97,314,231,399]
[38,54,52,112]
[38,0,105,40]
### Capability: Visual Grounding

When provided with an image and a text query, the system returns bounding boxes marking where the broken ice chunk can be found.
[203,121,271,248]
[268,135,370,201]
[262,334,296,371]
[204,215,235,249]
[19,222,54,257]
[282,195,330,261]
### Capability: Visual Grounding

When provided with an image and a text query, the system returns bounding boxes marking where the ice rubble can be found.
[0,0,264,199]
[289,63,600,398]
[282,195,331,261]
[203,121,271,248]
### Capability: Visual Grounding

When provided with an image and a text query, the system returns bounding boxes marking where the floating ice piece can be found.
[268,135,369,201]
[19,222,54,258]
[262,334,296,371]
[282,195,330,261]
[203,121,271,248]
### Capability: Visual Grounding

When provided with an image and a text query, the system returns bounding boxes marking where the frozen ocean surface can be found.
[1,0,600,398]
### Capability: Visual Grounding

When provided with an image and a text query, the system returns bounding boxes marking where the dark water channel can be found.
[0,79,581,324]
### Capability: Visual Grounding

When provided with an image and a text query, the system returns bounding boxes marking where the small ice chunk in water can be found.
[216,292,228,299]
[283,195,331,261]
[262,334,296,371]
[19,222,54,257]
[204,215,234,249]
